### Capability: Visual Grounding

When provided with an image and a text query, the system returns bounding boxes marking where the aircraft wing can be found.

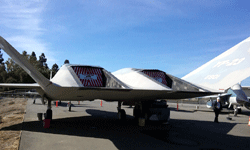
[0,36,51,90]
[41,86,219,101]
[0,83,219,101]
[0,35,221,101]
[0,83,40,89]
[182,37,250,92]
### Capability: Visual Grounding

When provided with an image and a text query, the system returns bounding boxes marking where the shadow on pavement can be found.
[2,109,250,150]
[169,107,197,113]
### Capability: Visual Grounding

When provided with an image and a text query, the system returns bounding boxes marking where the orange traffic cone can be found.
[56,101,58,107]
[248,116,250,126]
[100,100,103,107]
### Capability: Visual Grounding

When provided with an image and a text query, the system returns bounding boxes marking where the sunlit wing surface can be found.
[182,37,250,91]
[0,83,40,89]
[112,68,172,90]
[112,68,210,92]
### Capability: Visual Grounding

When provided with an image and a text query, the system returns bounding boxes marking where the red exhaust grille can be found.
[72,66,104,87]
[142,70,168,86]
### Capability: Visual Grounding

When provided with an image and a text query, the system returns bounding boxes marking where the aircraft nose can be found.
[233,89,249,103]
[236,93,249,103]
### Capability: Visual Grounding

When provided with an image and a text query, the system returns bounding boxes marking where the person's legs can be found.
[214,111,219,122]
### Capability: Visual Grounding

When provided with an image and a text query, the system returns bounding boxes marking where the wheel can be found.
[41,99,47,105]
[43,120,45,127]
[118,109,126,121]
[37,113,43,121]
[67,102,72,111]
[238,108,242,114]
[133,105,140,119]
[138,117,146,127]
[68,104,72,111]
[144,112,149,121]
[45,109,52,119]
[234,108,238,116]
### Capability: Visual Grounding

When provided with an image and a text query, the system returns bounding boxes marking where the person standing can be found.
[214,97,222,123]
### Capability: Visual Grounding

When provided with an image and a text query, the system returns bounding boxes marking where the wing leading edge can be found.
[0,36,51,90]
[0,83,40,89]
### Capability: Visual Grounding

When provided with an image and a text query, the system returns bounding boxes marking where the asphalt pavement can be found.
[3,98,250,150]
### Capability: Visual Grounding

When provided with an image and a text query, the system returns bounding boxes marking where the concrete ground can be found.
[4,98,250,150]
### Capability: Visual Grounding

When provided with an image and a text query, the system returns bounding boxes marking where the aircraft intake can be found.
[244,102,250,110]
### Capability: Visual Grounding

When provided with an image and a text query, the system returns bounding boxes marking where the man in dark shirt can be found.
[213,97,222,123]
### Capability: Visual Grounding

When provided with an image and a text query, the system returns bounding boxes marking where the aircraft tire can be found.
[118,109,126,121]
[233,108,238,116]
[238,108,241,114]
[133,105,140,119]
[138,117,146,127]
[69,104,71,111]
[43,120,46,128]
[45,109,52,119]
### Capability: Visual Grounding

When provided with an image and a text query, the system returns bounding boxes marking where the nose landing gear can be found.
[43,99,52,128]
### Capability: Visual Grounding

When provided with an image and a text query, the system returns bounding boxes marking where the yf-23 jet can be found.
[0,36,250,127]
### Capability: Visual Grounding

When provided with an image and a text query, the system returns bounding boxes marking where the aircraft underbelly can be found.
[45,87,217,101]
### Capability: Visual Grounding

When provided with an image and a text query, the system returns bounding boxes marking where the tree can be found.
[0,49,6,83]
[19,50,34,83]
[5,58,21,83]
[0,49,4,64]
[64,59,69,64]
[22,51,27,56]
[37,53,49,79]
[52,63,59,72]
[51,63,59,77]
[28,51,38,70]
[39,53,47,67]
[31,51,36,57]
[2,50,53,85]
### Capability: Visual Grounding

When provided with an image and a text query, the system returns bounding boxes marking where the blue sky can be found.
[1,0,250,85]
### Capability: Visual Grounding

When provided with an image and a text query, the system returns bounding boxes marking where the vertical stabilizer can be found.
[0,36,50,89]
[182,37,250,91]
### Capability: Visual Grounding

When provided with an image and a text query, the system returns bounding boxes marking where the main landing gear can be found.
[117,101,126,121]
[233,105,241,116]
[117,101,147,126]
[133,102,149,127]
[117,100,170,127]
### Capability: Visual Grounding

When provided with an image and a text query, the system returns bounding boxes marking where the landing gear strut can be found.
[43,99,52,128]
[117,101,126,121]
[44,100,52,119]
[133,102,148,126]
[133,100,170,126]
[116,100,170,126]
[233,105,241,116]
[68,101,72,111]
